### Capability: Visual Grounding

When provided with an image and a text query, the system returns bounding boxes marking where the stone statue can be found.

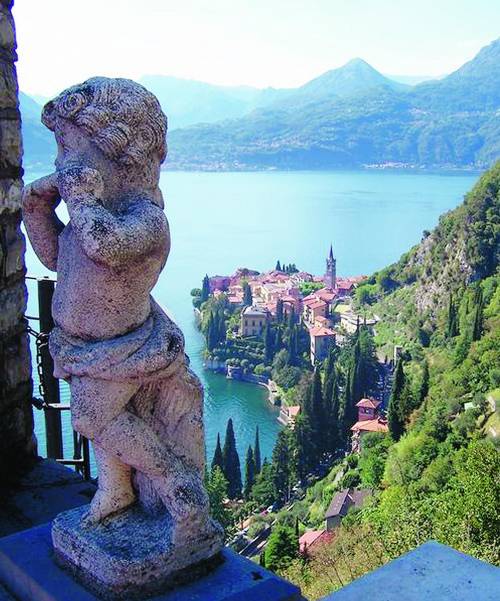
[22,77,223,598]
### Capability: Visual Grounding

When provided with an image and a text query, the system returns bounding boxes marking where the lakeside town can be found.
[191,245,401,562]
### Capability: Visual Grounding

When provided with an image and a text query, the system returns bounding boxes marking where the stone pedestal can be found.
[0,522,303,601]
[52,505,222,600]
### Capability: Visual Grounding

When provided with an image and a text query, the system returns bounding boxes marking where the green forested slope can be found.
[280,164,500,599]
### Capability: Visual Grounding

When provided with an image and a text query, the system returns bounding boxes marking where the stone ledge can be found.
[320,541,500,601]
[0,522,304,601]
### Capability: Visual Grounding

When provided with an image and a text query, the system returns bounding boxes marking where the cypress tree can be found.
[272,428,294,503]
[419,360,430,405]
[324,368,341,454]
[243,281,253,306]
[275,260,282,272]
[276,299,284,324]
[254,426,262,474]
[211,433,224,472]
[388,358,405,440]
[222,418,242,499]
[264,324,274,363]
[302,368,324,460]
[201,274,210,303]
[472,286,484,341]
[287,325,298,366]
[295,414,316,480]
[447,294,458,338]
[244,445,256,499]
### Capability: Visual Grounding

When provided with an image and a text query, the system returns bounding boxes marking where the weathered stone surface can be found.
[22,77,222,595]
[0,522,303,601]
[321,541,500,601]
[0,1,34,484]
[0,459,95,537]
[53,505,223,600]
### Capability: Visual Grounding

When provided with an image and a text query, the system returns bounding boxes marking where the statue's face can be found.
[54,119,115,180]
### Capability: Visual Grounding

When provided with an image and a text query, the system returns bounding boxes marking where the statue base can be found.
[52,505,223,600]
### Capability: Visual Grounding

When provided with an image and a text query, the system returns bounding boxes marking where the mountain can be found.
[19,92,56,171]
[138,76,265,129]
[167,38,500,170]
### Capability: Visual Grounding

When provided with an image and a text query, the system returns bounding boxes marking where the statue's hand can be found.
[57,166,104,203]
[22,172,60,211]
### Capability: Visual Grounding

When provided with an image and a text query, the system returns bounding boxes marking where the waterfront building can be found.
[241,305,270,337]
[278,404,301,427]
[309,325,336,364]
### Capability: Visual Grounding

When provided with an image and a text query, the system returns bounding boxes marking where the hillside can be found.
[264,164,500,599]
[168,38,500,170]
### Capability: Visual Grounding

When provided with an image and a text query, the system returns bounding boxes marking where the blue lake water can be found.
[24,169,479,471]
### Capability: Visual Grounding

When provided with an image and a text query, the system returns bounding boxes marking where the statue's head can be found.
[42,77,167,188]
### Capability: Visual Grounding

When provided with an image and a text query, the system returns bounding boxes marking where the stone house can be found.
[240,305,269,337]
[309,325,335,364]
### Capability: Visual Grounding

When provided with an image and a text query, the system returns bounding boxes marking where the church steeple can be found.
[324,244,336,290]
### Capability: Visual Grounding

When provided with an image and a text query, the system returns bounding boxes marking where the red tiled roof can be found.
[299,530,327,553]
[309,300,328,309]
[288,405,301,417]
[310,326,335,337]
[356,398,381,409]
[351,418,388,433]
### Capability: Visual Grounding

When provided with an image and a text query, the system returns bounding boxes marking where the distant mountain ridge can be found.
[19,38,500,171]
[167,37,500,170]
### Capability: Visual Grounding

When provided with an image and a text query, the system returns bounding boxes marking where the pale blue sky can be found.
[14,0,500,96]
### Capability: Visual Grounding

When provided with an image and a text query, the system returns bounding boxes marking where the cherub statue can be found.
[22,78,221,559]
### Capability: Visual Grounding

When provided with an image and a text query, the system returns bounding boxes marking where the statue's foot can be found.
[81,487,136,527]
[153,471,219,545]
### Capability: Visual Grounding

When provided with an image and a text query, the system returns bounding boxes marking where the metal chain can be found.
[26,323,49,408]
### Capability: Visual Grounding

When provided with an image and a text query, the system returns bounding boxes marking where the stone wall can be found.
[0,0,35,483]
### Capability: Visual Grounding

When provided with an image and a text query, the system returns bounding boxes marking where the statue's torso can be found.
[53,223,165,341]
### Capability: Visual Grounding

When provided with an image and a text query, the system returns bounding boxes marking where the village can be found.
[197,245,391,451]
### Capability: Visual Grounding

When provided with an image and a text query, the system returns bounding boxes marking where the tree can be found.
[264,324,275,363]
[275,260,282,272]
[295,414,317,481]
[419,360,430,406]
[205,466,231,529]
[254,426,262,474]
[243,281,253,306]
[201,274,210,303]
[211,433,224,472]
[223,418,242,499]
[323,367,341,454]
[472,286,484,341]
[272,427,295,503]
[244,445,256,499]
[447,294,459,338]
[388,358,405,441]
[276,299,284,324]
[302,367,325,457]
[265,524,298,572]
[251,460,276,507]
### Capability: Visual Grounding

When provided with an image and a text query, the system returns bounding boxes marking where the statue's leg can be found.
[71,376,208,532]
[70,376,140,524]
[83,446,135,526]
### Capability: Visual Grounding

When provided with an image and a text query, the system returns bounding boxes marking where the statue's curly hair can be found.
[42,77,168,167]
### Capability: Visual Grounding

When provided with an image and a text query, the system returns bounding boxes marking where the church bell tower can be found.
[324,244,336,289]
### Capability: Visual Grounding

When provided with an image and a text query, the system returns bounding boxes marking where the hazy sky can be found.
[14,0,500,96]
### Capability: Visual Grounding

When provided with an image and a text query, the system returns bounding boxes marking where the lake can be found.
[25,168,479,471]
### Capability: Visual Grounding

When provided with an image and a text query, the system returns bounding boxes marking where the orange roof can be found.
[356,398,381,409]
[310,326,335,337]
[351,418,388,433]
[303,297,320,306]
[288,405,301,417]
[299,530,327,553]
[309,300,328,309]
